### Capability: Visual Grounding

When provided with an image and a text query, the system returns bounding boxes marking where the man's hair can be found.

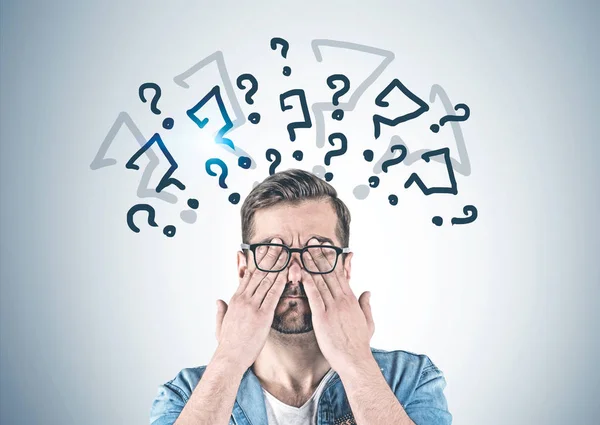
[240,169,351,248]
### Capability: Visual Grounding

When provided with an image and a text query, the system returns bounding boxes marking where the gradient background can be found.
[1,0,599,424]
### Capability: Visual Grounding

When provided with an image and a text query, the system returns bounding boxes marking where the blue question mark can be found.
[205,158,229,188]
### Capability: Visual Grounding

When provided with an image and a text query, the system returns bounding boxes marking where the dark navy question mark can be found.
[279,89,312,142]
[432,205,478,226]
[451,205,478,225]
[362,143,406,195]
[236,74,261,124]
[138,82,174,130]
[266,148,282,175]
[205,158,240,204]
[430,103,470,133]
[270,37,291,76]
[126,203,176,238]
[327,74,350,121]
[324,133,348,166]
[323,133,347,181]
[381,144,407,172]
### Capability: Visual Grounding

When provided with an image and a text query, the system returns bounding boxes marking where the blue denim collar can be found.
[232,356,358,425]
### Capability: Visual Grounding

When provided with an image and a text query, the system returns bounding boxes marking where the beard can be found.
[271,295,313,334]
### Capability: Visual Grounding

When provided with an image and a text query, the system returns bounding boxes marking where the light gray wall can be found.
[1,0,599,424]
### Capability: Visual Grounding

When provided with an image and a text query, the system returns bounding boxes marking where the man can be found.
[150,169,452,425]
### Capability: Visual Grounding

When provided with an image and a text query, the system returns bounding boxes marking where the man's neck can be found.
[251,328,332,395]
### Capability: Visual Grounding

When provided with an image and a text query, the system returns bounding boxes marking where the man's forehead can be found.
[251,199,339,245]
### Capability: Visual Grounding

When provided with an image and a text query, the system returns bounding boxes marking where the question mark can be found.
[139,83,161,114]
[236,73,261,124]
[430,103,470,133]
[381,144,407,172]
[451,205,478,225]
[205,158,229,188]
[270,37,291,76]
[279,89,312,142]
[205,158,240,204]
[236,74,258,104]
[324,132,348,166]
[432,205,478,226]
[266,148,282,175]
[126,203,176,237]
[127,204,158,233]
[327,74,350,121]
[138,82,174,130]
[364,144,406,192]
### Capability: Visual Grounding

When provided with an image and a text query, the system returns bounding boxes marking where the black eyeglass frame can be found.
[240,243,351,274]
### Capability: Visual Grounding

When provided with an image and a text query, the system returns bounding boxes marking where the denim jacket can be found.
[150,347,452,425]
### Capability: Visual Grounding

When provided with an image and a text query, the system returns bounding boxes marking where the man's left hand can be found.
[301,238,376,373]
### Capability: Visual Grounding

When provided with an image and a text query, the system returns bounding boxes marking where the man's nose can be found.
[286,250,303,283]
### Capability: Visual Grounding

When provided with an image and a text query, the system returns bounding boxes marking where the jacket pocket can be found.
[333,412,356,425]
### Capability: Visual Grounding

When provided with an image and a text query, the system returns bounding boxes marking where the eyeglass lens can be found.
[254,244,338,273]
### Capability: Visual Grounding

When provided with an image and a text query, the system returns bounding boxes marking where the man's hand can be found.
[214,238,288,370]
[301,238,375,373]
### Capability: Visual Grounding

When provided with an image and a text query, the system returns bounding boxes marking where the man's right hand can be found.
[213,238,288,370]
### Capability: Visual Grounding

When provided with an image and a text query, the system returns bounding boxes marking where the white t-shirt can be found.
[262,368,336,425]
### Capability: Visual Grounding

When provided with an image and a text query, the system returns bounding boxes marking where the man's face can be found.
[237,199,352,335]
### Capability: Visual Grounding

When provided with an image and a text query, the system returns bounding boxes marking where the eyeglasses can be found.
[240,243,351,274]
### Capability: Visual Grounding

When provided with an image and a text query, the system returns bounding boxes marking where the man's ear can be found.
[343,252,353,281]
[237,251,248,279]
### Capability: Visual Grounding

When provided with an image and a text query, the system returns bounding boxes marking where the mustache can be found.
[281,283,306,297]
